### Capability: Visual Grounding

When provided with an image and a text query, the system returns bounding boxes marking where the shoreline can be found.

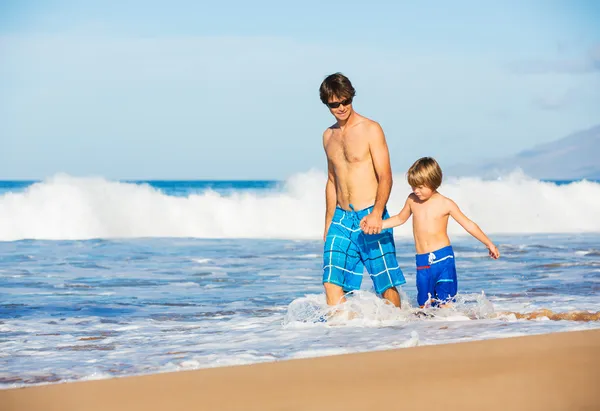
[2,329,599,411]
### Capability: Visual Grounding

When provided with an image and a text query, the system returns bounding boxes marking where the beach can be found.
[2,178,600,389]
[3,1,600,409]
[2,329,598,411]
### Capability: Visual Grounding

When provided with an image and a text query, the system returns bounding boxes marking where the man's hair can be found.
[319,72,356,104]
[407,157,443,190]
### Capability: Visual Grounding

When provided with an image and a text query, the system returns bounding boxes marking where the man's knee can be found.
[381,286,401,308]
[381,285,398,295]
[323,282,346,305]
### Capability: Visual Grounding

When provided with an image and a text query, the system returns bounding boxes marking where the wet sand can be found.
[499,309,600,321]
[2,329,599,411]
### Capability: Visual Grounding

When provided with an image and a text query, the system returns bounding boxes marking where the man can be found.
[320,72,405,308]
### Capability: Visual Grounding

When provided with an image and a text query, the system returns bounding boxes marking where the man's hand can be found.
[361,213,383,235]
[488,244,500,259]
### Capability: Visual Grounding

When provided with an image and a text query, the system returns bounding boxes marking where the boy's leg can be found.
[416,268,435,307]
[434,261,458,307]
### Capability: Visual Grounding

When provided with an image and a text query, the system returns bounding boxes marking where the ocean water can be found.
[1,172,599,388]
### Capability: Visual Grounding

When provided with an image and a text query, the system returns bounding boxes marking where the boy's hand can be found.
[360,216,367,231]
[488,244,500,259]
[362,213,383,235]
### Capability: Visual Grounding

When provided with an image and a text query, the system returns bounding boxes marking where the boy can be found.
[361,157,500,307]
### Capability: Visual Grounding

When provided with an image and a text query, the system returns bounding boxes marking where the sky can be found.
[1,0,599,180]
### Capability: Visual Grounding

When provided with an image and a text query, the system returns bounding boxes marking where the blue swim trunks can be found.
[415,245,457,307]
[323,205,406,295]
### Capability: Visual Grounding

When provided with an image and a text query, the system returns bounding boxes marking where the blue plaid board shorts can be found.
[323,205,406,294]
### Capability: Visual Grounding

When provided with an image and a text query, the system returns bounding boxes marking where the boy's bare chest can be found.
[412,203,448,224]
[326,132,370,164]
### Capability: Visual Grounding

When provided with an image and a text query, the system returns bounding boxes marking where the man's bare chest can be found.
[326,134,370,164]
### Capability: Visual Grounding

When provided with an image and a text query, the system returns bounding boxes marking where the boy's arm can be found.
[361,195,412,231]
[448,199,500,259]
[382,196,412,229]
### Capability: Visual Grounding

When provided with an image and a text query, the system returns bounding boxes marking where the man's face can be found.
[326,95,353,121]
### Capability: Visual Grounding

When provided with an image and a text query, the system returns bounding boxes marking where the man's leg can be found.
[322,214,363,306]
[360,227,406,309]
[324,282,347,306]
[323,282,359,321]
[322,207,364,309]
[382,286,401,308]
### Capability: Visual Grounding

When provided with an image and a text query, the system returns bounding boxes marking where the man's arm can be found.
[448,199,500,259]
[323,130,337,241]
[363,122,393,235]
[324,158,337,241]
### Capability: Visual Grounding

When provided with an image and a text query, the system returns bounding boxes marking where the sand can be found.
[2,329,599,411]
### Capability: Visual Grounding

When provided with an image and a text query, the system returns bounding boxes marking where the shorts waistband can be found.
[335,204,376,219]
[416,245,454,268]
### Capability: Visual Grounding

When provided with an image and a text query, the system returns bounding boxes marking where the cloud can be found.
[1,30,600,179]
[590,43,600,70]
[525,45,600,111]
[532,88,578,110]
[510,43,600,75]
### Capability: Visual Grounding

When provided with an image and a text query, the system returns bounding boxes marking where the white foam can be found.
[1,171,599,241]
[281,290,498,328]
[192,258,212,264]
[170,282,200,287]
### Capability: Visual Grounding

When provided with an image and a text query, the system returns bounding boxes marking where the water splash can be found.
[2,171,600,240]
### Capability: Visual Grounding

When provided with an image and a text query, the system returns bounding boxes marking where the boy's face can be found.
[411,185,434,201]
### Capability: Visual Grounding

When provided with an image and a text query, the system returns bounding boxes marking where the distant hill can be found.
[447,124,600,180]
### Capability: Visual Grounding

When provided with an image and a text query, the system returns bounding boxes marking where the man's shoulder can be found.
[362,118,386,141]
[346,117,383,143]
[324,122,340,133]
[355,115,381,130]
[322,125,336,142]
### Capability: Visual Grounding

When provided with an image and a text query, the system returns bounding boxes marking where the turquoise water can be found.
[1,174,599,388]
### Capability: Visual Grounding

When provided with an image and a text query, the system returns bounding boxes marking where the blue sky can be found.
[1,0,599,179]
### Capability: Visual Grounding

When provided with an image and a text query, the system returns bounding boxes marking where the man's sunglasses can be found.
[326,98,353,109]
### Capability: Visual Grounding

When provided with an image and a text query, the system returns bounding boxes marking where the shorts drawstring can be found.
[348,204,361,227]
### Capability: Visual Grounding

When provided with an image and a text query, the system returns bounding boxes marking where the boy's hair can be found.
[319,73,356,104]
[407,157,443,190]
